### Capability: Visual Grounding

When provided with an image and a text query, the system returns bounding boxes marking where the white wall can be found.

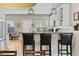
[71,3,79,13]
[71,3,79,26]
[65,3,79,27]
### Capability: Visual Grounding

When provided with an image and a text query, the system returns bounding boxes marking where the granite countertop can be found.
[22,31,59,34]
[33,31,59,34]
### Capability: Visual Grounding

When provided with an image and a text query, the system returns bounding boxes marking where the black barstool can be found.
[58,33,73,56]
[40,33,51,56]
[22,33,35,56]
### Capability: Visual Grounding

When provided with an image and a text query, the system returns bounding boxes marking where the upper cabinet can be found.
[57,4,70,27]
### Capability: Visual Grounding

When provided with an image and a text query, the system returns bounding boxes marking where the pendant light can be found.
[0,3,36,9]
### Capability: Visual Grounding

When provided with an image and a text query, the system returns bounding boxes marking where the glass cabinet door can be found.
[33,19,49,32]
[59,7,63,26]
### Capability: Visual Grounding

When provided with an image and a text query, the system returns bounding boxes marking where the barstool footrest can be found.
[59,53,71,54]
[59,49,67,51]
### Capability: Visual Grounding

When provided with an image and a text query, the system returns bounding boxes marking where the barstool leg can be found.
[58,41,59,56]
[61,44,62,56]
[23,45,26,56]
[66,45,68,56]
[32,45,34,55]
[40,44,42,55]
[33,41,35,51]
[49,44,51,56]
[70,44,72,56]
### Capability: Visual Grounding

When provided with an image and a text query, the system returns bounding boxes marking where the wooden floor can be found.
[8,39,23,56]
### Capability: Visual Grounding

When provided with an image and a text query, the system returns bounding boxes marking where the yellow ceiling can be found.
[0,3,36,9]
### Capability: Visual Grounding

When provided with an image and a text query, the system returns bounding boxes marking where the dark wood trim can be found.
[0,51,17,56]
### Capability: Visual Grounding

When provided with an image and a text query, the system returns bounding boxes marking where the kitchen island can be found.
[22,32,59,56]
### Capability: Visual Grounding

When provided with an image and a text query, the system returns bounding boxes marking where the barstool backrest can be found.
[40,33,51,45]
[60,33,73,45]
[23,33,34,45]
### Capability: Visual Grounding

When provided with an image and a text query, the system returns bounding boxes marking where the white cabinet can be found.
[56,4,73,32]
[58,4,70,27]
[23,20,32,32]
[49,4,70,29]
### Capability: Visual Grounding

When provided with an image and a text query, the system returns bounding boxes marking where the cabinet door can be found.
[58,4,70,27]
[59,7,63,26]
[23,20,32,32]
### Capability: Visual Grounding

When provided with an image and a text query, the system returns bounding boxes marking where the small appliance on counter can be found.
[49,28,59,32]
